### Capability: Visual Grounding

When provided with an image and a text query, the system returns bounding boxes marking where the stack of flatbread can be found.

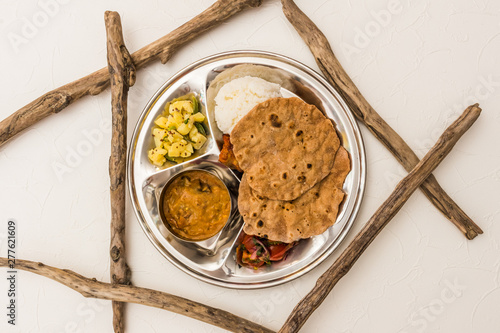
[232,97,351,243]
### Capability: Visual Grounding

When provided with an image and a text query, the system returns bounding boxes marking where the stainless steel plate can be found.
[128,50,366,289]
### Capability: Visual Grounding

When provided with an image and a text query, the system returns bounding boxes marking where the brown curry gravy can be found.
[161,170,231,241]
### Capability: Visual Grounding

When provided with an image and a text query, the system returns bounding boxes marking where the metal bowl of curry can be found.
[127,50,366,289]
[159,169,232,242]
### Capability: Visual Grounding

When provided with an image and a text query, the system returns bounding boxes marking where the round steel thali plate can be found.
[128,50,366,289]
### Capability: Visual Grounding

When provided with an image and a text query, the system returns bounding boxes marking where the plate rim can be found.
[127,50,366,289]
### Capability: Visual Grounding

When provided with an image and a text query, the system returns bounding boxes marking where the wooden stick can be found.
[105,11,135,333]
[278,104,481,333]
[0,258,274,333]
[0,0,263,148]
[280,0,483,240]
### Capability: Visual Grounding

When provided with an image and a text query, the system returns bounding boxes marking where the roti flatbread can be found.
[231,97,340,201]
[239,147,351,243]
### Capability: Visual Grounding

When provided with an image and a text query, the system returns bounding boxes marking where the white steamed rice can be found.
[214,76,282,134]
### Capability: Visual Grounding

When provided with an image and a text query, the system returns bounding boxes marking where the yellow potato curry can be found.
[148,95,207,167]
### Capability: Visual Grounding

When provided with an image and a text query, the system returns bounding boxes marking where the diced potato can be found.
[151,156,165,167]
[166,130,183,143]
[183,114,195,126]
[189,126,198,140]
[168,103,177,114]
[148,148,168,166]
[166,115,176,129]
[182,101,194,113]
[169,100,193,114]
[177,123,191,135]
[152,128,167,147]
[191,134,207,150]
[154,116,169,129]
[147,149,155,159]
[186,143,194,154]
[192,113,205,123]
[168,139,189,157]
[162,142,171,151]
[167,146,180,157]
[154,136,162,148]
[172,111,183,127]
[179,142,194,157]
[153,127,167,137]
[154,147,168,156]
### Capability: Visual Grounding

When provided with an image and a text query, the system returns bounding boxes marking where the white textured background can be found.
[1,0,499,332]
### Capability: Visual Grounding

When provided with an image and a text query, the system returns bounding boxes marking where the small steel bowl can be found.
[158,168,233,244]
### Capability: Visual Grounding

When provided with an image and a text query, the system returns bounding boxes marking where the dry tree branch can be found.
[105,11,135,333]
[0,258,274,333]
[280,0,483,240]
[278,104,481,333]
[0,0,263,148]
